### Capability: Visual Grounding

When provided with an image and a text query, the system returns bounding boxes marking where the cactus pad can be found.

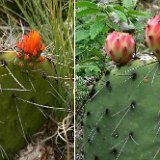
[84,57,160,160]
[0,52,67,159]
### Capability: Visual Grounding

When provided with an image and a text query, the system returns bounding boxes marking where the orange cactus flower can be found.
[16,30,46,56]
[16,30,46,68]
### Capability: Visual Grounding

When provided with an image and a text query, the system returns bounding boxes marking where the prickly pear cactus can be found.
[84,55,160,160]
[0,51,66,159]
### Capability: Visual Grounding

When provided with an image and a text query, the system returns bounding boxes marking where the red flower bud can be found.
[24,54,30,61]
[16,53,21,58]
[19,63,24,67]
[105,31,135,64]
[145,15,160,60]
[29,62,33,67]
[38,56,45,62]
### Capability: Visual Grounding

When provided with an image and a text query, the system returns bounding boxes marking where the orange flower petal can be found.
[16,30,46,61]
[16,42,23,49]
[33,49,37,57]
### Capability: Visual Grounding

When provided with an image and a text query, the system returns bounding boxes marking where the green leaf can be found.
[107,5,127,22]
[76,8,101,17]
[114,5,126,12]
[76,47,85,56]
[80,58,100,64]
[102,26,110,33]
[113,9,128,22]
[107,5,114,12]
[88,49,104,60]
[107,21,121,31]
[90,20,105,40]
[85,64,101,77]
[96,15,107,21]
[76,1,97,8]
[131,20,144,31]
[76,29,90,42]
[122,0,133,9]
[128,10,149,17]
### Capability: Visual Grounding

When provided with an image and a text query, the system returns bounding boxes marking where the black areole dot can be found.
[105,108,109,115]
[87,138,91,143]
[129,131,134,138]
[112,130,119,138]
[42,72,47,79]
[94,156,99,160]
[106,81,112,91]
[96,127,100,133]
[111,148,118,155]
[131,72,137,80]
[106,81,110,86]
[11,93,17,99]
[105,70,110,76]
[130,101,136,110]
[89,88,96,98]
[87,111,90,116]
[1,60,7,67]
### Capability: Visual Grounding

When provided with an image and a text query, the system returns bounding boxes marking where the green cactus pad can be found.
[84,57,160,160]
[0,52,67,159]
